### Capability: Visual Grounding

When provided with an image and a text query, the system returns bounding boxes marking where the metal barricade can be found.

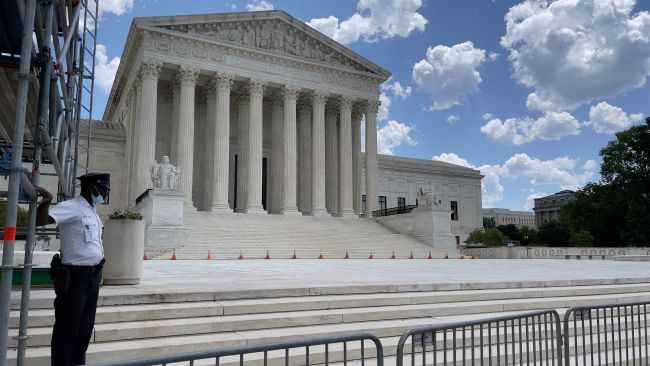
[396,309,563,366]
[90,333,383,366]
[563,300,649,365]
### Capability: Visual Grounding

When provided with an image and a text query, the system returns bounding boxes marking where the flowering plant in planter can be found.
[108,208,143,220]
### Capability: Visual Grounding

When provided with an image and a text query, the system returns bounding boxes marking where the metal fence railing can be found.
[396,309,563,366]
[90,333,384,366]
[372,205,418,218]
[563,301,649,366]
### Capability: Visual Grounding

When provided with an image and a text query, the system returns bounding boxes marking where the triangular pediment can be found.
[133,10,390,78]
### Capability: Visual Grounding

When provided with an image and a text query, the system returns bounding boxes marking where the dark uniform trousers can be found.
[51,268,101,366]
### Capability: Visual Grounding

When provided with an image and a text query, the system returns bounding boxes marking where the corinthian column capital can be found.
[365,99,381,116]
[311,90,328,107]
[282,85,301,102]
[214,73,234,91]
[339,96,355,112]
[248,79,267,97]
[177,66,200,86]
[139,60,162,81]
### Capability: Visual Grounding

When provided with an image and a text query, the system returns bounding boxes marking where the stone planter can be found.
[102,219,145,285]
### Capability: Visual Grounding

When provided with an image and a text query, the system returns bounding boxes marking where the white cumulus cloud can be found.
[480,111,581,145]
[501,0,650,111]
[587,102,639,134]
[95,44,120,92]
[377,120,417,155]
[382,80,412,100]
[378,93,391,121]
[432,152,594,208]
[246,0,273,11]
[99,0,133,16]
[307,0,427,45]
[412,42,487,111]
[447,115,459,123]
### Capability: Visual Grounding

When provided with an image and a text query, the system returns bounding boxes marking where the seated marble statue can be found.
[150,156,178,190]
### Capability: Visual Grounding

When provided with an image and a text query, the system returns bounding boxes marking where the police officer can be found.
[35,173,110,366]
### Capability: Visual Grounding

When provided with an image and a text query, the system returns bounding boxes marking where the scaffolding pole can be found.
[0,1,39,364]
[0,0,99,363]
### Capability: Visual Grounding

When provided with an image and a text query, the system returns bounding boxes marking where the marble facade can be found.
[103,10,389,218]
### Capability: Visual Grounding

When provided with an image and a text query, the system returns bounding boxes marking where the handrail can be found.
[372,204,418,218]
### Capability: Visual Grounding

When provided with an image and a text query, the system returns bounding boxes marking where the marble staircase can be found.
[7,281,650,365]
[155,211,450,260]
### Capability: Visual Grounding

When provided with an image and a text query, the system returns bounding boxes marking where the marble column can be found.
[124,86,136,206]
[245,79,267,213]
[133,60,161,201]
[203,85,217,210]
[175,66,200,208]
[352,106,362,215]
[281,85,300,214]
[364,100,380,217]
[338,96,354,216]
[169,81,180,164]
[325,103,339,215]
[269,93,283,214]
[309,91,327,215]
[235,90,249,213]
[210,74,234,212]
[297,98,312,214]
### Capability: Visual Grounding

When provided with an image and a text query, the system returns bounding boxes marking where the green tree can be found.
[464,227,506,247]
[537,220,570,247]
[484,227,507,247]
[483,217,496,228]
[598,118,650,246]
[496,224,522,242]
[520,226,538,246]
[560,118,650,246]
[570,230,594,247]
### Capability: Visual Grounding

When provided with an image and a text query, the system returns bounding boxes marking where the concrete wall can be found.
[462,246,650,259]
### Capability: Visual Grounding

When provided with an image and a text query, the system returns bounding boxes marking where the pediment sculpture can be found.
[150,155,179,190]
[159,19,373,73]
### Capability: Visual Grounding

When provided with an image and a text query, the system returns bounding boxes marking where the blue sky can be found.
[93,0,650,211]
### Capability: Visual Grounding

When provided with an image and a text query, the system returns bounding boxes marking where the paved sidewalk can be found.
[14,259,650,302]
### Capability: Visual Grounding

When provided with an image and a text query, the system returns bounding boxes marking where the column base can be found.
[183,201,197,211]
[362,212,375,219]
[210,203,232,213]
[338,209,357,217]
[305,208,328,217]
[243,205,266,214]
[280,207,301,215]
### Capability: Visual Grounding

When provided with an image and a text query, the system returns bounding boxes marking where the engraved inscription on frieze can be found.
[159,19,374,73]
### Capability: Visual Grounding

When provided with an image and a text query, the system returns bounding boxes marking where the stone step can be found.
[12,283,650,328]
[9,309,648,366]
[10,290,650,347]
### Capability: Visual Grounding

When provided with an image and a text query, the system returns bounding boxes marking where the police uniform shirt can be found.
[49,195,104,266]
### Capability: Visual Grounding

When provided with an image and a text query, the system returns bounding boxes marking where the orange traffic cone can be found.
[427,251,432,259]
[344,250,350,259]
[368,251,374,259]
[143,251,148,261]
[409,251,414,259]
[206,250,213,260]
[318,250,324,259]
[390,250,396,259]
[238,250,244,260]
[265,250,270,260]
[291,250,297,259]
[170,250,177,260]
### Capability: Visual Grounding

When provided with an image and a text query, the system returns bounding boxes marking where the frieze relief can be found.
[157,19,374,74]
[146,31,379,94]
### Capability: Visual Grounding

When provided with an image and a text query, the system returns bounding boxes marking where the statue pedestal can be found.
[135,190,187,252]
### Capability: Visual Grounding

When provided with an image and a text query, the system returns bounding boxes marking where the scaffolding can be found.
[0,0,99,364]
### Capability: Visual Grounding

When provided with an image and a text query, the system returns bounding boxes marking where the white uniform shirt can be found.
[49,196,104,266]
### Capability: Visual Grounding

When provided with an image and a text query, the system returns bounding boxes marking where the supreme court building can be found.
[92,10,483,240]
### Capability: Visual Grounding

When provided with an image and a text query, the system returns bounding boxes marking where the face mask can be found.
[92,186,105,205]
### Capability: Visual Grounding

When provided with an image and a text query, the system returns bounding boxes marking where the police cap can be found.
[77,172,110,191]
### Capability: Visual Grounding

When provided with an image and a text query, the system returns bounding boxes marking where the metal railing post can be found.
[0,1,39,364]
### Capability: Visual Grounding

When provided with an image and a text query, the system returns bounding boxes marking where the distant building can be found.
[533,190,576,227]
[482,208,535,229]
